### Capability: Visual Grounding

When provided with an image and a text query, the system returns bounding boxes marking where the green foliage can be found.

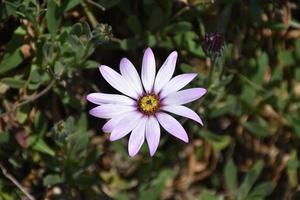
[0,0,299,199]
[46,0,62,38]
[0,49,23,74]
[224,159,238,193]
[223,159,274,200]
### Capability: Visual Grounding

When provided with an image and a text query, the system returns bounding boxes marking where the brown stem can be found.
[0,80,55,118]
[0,163,35,200]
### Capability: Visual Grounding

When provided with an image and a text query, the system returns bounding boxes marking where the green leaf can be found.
[43,41,56,64]
[16,108,28,124]
[286,114,300,138]
[127,15,142,34]
[0,188,14,200]
[77,113,87,132]
[278,50,295,66]
[69,130,89,159]
[66,35,84,59]
[224,159,238,193]
[148,7,164,31]
[82,21,92,39]
[198,189,219,200]
[67,35,83,48]
[29,135,55,156]
[254,51,268,84]
[0,49,23,74]
[62,0,81,11]
[34,111,47,135]
[46,0,62,37]
[69,22,83,36]
[180,63,195,73]
[139,169,176,200]
[240,85,256,107]
[6,26,26,52]
[295,39,300,60]
[120,38,139,50]
[209,95,238,118]
[242,117,272,138]
[0,77,26,89]
[83,60,100,69]
[295,67,300,81]
[0,132,10,144]
[54,61,65,76]
[286,150,299,187]
[115,193,129,200]
[248,181,274,198]
[238,160,264,200]
[144,32,156,47]
[165,21,192,35]
[199,130,231,151]
[264,22,287,30]
[43,174,64,186]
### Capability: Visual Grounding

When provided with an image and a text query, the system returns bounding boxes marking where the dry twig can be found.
[0,80,55,118]
[0,163,35,200]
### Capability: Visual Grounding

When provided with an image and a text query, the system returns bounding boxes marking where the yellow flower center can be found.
[138,94,160,115]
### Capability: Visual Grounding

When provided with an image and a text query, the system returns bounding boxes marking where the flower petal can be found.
[162,88,207,105]
[87,93,136,105]
[160,73,198,98]
[120,58,144,96]
[99,65,139,99]
[145,116,160,156]
[141,48,156,93]
[128,117,147,157]
[109,111,143,141]
[102,112,134,133]
[89,105,136,119]
[156,112,189,143]
[161,105,203,125]
[153,51,178,93]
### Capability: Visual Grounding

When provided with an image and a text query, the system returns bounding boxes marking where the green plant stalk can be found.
[81,1,98,28]
[207,56,219,86]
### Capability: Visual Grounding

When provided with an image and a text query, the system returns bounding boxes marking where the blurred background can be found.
[0,0,300,199]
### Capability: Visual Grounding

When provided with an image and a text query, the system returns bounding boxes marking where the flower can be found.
[203,32,225,58]
[87,48,207,157]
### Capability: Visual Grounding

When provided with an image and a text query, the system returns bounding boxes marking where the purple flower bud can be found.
[204,32,225,58]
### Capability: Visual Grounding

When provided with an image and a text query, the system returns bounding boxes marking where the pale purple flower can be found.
[87,48,207,157]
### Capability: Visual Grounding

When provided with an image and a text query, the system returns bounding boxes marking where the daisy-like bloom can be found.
[87,48,207,157]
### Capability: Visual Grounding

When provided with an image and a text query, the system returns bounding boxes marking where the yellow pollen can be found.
[138,94,160,115]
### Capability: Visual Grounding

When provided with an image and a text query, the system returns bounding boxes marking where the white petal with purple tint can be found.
[161,105,203,125]
[156,112,189,143]
[160,73,198,98]
[153,51,177,93]
[99,65,139,99]
[162,88,207,105]
[128,117,147,157]
[109,111,143,141]
[120,58,144,96]
[102,112,133,133]
[89,104,136,119]
[145,116,160,156]
[141,48,156,93]
[87,93,135,105]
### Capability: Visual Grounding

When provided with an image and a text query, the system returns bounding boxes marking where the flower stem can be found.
[81,1,98,28]
[207,56,218,86]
